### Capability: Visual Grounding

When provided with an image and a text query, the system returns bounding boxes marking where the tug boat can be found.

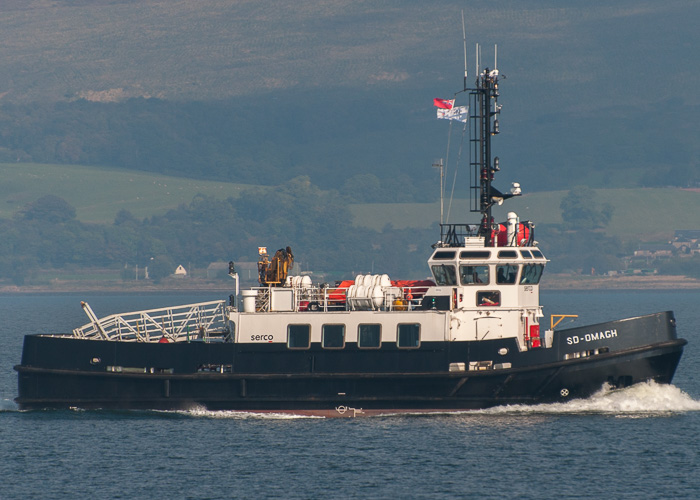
[15,60,686,416]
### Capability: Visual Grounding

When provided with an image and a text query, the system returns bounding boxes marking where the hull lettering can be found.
[566,329,617,345]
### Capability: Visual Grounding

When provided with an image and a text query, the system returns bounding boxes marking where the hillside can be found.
[350,188,700,242]
[2,160,699,244]
[2,163,700,285]
[0,1,698,194]
[0,162,260,223]
[0,1,697,106]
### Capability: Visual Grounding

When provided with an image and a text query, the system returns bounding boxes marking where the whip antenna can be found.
[461,10,468,90]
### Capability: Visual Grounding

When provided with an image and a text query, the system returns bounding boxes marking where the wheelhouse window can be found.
[431,264,457,285]
[433,250,456,260]
[358,324,381,349]
[287,324,310,349]
[496,264,518,284]
[322,324,345,349]
[497,250,518,259]
[520,263,545,284]
[520,250,533,259]
[459,250,491,259]
[531,249,545,259]
[397,323,420,348]
[459,265,489,285]
[477,291,501,306]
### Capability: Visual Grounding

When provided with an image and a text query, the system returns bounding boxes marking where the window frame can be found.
[459,264,490,285]
[287,324,311,349]
[397,323,421,349]
[477,291,501,307]
[519,263,545,284]
[496,264,519,284]
[431,264,458,286]
[433,250,456,260]
[459,250,491,259]
[358,324,382,349]
[321,324,346,349]
[497,250,518,259]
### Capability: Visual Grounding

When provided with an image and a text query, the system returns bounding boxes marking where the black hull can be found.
[15,337,686,415]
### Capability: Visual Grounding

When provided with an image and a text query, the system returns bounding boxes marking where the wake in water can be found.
[177,407,324,420]
[3,382,698,418]
[0,398,18,412]
[172,381,700,420]
[479,381,700,417]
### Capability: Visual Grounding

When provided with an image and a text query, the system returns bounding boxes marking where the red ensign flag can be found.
[433,98,455,109]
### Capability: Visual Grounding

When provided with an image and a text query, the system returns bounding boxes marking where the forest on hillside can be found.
[3,179,699,286]
[0,178,435,286]
[0,93,442,203]
[1,95,699,205]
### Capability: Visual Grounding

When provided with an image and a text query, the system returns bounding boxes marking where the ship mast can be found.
[437,43,519,248]
[469,46,501,246]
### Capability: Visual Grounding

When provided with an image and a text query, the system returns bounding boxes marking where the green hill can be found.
[350,188,700,242]
[0,1,698,195]
[4,160,700,242]
[0,162,259,223]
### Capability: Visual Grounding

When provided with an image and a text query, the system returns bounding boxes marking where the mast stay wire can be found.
[445,118,469,224]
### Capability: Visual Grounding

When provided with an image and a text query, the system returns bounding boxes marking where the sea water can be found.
[1,291,699,499]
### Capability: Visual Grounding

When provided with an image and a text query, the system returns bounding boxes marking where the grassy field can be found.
[3,161,700,243]
[0,162,258,223]
[349,188,700,242]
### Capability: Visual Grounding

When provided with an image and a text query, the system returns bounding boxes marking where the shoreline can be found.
[0,280,238,295]
[541,274,700,290]
[1,274,699,294]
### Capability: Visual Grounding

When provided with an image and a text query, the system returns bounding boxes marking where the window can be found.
[433,250,456,260]
[497,250,518,259]
[531,250,545,259]
[460,250,491,259]
[459,265,489,285]
[496,264,519,284]
[477,291,501,306]
[431,264,457,285]
[520,263,545,284]
[322,324,345,349]
[287,324,310,349]
[520,250,533,259]
[358,324,381,348]
[397,324,420,348]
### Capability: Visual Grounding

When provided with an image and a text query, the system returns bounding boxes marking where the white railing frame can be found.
[72,300,229,342]
[245,285,428,312]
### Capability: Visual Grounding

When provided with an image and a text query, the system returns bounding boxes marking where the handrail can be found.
[72,300,230,342]
[245,285,429,312]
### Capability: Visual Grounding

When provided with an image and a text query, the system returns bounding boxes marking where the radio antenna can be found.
[461,10,468,90]
[476,43,480,77]
[494,44,498,70]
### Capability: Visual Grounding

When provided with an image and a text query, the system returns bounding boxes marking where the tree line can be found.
[0,93,440,204]
[0,177,436,285]
[2,179,698,286]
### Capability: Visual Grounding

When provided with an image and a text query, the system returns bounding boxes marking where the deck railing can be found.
[248,285,427,313]
[72,300,230,342]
